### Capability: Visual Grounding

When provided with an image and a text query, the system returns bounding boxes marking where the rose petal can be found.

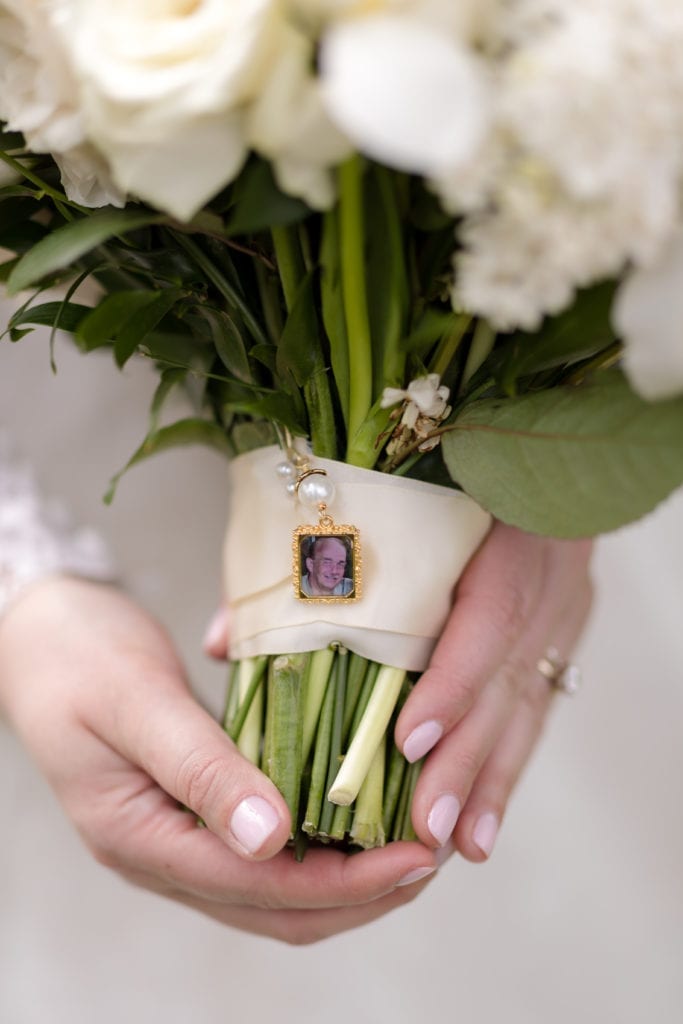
[320,14,491,176]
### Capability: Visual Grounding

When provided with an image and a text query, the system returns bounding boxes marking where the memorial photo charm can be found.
[293,511,362,603]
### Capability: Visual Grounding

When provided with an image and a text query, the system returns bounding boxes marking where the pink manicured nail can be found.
[473,812,499,858]
[396,865,436,888]
[427,793,460,846]
[230,796,279,854]
[202,605,230,653]
[403,720,443,763]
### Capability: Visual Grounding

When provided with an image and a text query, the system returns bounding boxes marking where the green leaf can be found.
[193,306,253,383]
[441,370,683,537]
[105,418,232,503]
[6,208,164,294]
[226,159,310,236]
[0,129,25,151]
[114,288,183,368]
[222,390,307,437]
[365,166,409,391]
[320,208,350,428]
[148,368,188,432]
[497,282,617,394]
[276,272,323,387]
[77,291,164,352]
[0,257,19,282]
[8,300,92,334]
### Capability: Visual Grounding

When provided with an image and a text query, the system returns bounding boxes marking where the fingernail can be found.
[230,795,280,855]
[396,865,436,888]
[427,793,460,846]
[403,720,443,763]
[473,812,499,858]
[202,606,229,653]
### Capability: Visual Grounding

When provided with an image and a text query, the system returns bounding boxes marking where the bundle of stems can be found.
[222,645,423,853]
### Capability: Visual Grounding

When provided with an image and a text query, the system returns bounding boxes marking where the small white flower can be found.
[613,229,683,400]
[381,374,451,433]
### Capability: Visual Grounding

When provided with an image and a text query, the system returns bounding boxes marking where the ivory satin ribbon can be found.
[224,446,491,672]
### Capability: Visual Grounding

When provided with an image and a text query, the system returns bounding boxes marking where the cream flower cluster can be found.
[1,0,683,397]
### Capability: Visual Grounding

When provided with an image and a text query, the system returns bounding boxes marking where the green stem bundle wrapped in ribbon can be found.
[2,1,683,853]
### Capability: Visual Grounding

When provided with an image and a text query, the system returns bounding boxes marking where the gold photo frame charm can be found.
[293,515,362,603]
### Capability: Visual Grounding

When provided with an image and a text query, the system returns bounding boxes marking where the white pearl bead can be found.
[298,473,336,509]
[276,460,296,481]
[285,480,298,497]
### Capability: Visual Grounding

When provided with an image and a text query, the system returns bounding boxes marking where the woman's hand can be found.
[205,523,593,866]
[394,523,593,861]
[0,578,437,944]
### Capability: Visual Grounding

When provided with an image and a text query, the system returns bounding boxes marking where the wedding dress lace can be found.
[0,433,115,617]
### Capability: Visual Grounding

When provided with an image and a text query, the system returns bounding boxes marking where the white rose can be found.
[612,230,683,400]
[0,1,122,207]
[247,22,352,210]
[63,0,282,220]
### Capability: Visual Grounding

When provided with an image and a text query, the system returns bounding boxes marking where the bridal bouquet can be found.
[2,0,683,852]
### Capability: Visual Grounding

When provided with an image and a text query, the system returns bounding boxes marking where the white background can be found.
[1,318,682,1024]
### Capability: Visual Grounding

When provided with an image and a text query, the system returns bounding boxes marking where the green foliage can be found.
[7,208,165,294]
[105,417,233,503]
[224,158,310,236]
[2,145,670,539]
[494,282,617,395]
[442,370,683,536]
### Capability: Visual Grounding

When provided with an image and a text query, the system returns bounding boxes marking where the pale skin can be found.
[304,536,349,595]
[0,523,592,944]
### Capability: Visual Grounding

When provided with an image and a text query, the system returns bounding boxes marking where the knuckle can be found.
[174,750,227,818]
[495,652,531,699]
[422,663,477,719]
[486,586,529,645]
[450,744,484,783]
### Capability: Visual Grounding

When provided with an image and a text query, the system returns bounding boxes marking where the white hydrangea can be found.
[440,0,683,333]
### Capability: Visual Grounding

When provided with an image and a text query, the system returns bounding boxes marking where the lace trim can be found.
[0,434,116,617]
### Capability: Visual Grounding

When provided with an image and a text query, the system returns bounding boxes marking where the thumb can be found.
[111,678,292,861]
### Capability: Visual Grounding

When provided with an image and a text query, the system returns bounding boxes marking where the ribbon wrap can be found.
[224,446,491,672]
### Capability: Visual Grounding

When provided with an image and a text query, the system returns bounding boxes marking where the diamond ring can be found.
[536,646,581,696]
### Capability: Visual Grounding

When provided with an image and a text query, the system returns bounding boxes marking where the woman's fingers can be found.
[90,674,295,862]
[73,759,437,911]
[395,525,549,762]
[407,537,593,852]
[454,581,593,862]
[167,881,432,945]
[202,604,230,660]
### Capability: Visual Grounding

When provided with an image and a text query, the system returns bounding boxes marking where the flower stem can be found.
[339,156,373,461]
[382,739,408,836]
[302,647,336,766]
[302,659,337,836]
[265,653,308,834]
[227,656,268,742]
[328,665,406,806]
[235,657,265,765]
[459,319,495,393]
[429,313,472,380]
[318,648,349,835]
[271,225,305,313]
[350,734,387,849]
